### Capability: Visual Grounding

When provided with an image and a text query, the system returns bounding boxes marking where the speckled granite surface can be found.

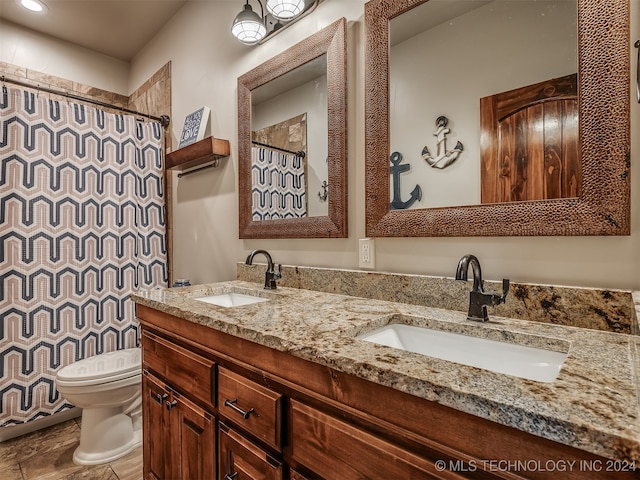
[237,264,638,334]
[132,280,640,463]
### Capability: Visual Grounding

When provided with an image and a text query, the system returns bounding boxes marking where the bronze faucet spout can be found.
[455,254,509,322]
[245,249,282,290]
[455,254,483,292]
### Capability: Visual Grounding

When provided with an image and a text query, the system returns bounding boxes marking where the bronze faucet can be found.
[245,249,282,290]
[455,254,509,322]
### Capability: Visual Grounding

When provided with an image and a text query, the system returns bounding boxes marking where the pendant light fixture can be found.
[231,0,267,45]
[266,0,305,20]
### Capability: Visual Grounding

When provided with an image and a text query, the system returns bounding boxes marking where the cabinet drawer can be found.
[219,422,283,480]
[290,400,463,479]
[290,470,312,480]
[142,331,216,409]
[218,367,283,451]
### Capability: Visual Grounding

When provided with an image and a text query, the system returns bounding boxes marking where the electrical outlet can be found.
[359,238,375,269]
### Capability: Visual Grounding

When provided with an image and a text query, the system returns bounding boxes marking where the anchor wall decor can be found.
[318,180,328,201]
[422,115,463,169]
[390,151,422,210]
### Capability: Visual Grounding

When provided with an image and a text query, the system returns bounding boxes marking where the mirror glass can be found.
[239,18,347,238]
[389,0,577,208]
[365,0,630,237]
[251,55,328,218]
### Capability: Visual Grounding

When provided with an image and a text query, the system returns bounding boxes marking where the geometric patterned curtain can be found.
[0,87,168,426]
[251,146,307,220]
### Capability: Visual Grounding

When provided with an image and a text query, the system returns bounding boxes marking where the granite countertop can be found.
[132,280,640,463]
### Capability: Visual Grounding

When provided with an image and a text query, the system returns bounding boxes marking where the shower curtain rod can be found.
[2,76,171,128]
[252,140,306,158]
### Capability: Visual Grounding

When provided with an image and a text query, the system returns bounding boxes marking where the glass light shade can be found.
[231,3,266,44]
[266,0,305,20]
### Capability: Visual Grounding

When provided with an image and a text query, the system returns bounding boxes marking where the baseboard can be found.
[0,408,81,442]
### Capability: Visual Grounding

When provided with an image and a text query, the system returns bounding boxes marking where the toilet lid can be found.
[57,348,141,384]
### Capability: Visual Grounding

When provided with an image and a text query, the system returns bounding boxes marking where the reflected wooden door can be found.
[480,74,579,203]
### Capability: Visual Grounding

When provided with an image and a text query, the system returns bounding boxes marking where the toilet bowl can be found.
[55,348,142,465]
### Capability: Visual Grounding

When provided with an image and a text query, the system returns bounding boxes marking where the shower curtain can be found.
[0,87,168,426]
[251,146,307,220]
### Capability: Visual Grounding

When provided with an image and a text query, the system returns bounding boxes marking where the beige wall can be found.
[2,0,639,291]
[0,19,129,94]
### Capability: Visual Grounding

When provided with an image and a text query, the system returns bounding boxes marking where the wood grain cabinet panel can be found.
[143,372,170,480]
[218,367,283,451]
[289,469,312,480]
[170,392,216,480]
[143,372,216,480]
[289,399,465,480]
[142,331,216,410]
[219,423,283,480]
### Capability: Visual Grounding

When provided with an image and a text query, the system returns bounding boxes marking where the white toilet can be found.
[55,348,142,465]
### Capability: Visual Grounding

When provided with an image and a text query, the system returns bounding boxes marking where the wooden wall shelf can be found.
[165,136,230,171]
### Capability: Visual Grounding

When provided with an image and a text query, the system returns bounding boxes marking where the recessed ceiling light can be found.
[19,0,48,13]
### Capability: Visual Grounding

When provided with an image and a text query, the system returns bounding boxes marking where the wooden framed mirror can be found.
[365,0,630,237]
[238,17,347,238]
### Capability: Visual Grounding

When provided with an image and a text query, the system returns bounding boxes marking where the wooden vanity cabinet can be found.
[137,305,635,480]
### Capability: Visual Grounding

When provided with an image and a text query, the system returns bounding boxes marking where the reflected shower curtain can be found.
[251,146,307,220]
[0,87,168,426]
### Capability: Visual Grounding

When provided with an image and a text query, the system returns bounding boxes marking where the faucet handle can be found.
[274,264,282,279]
[501,278,510,301]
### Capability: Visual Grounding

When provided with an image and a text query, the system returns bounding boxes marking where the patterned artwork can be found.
[251,147,307,220]
[0,87,167,426]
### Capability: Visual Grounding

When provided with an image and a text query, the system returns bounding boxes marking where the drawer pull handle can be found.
[224,473,238,480]
[153,393,168,404]
[224,398,254,419]
[166,400,178,411]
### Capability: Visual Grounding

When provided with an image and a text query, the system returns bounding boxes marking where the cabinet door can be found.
[143,372,170,480]
[170,393,216,480]
[219,423,283,480]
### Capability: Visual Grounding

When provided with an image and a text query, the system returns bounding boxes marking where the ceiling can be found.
[0,0,189,61]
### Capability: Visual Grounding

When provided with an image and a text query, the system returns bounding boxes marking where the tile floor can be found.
[0,418,142,479]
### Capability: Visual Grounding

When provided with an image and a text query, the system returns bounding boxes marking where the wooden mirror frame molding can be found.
[238,17,347,238]
[365,0,630,237]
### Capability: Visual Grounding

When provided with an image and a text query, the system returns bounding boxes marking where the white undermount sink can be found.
[194,293,269,308]
[357,324,567,382]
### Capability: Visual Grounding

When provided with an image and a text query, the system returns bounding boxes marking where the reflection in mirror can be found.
[239,17,346,238]
[365,0,629,237]
[251,55,328,219]
[389,0,577,209]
